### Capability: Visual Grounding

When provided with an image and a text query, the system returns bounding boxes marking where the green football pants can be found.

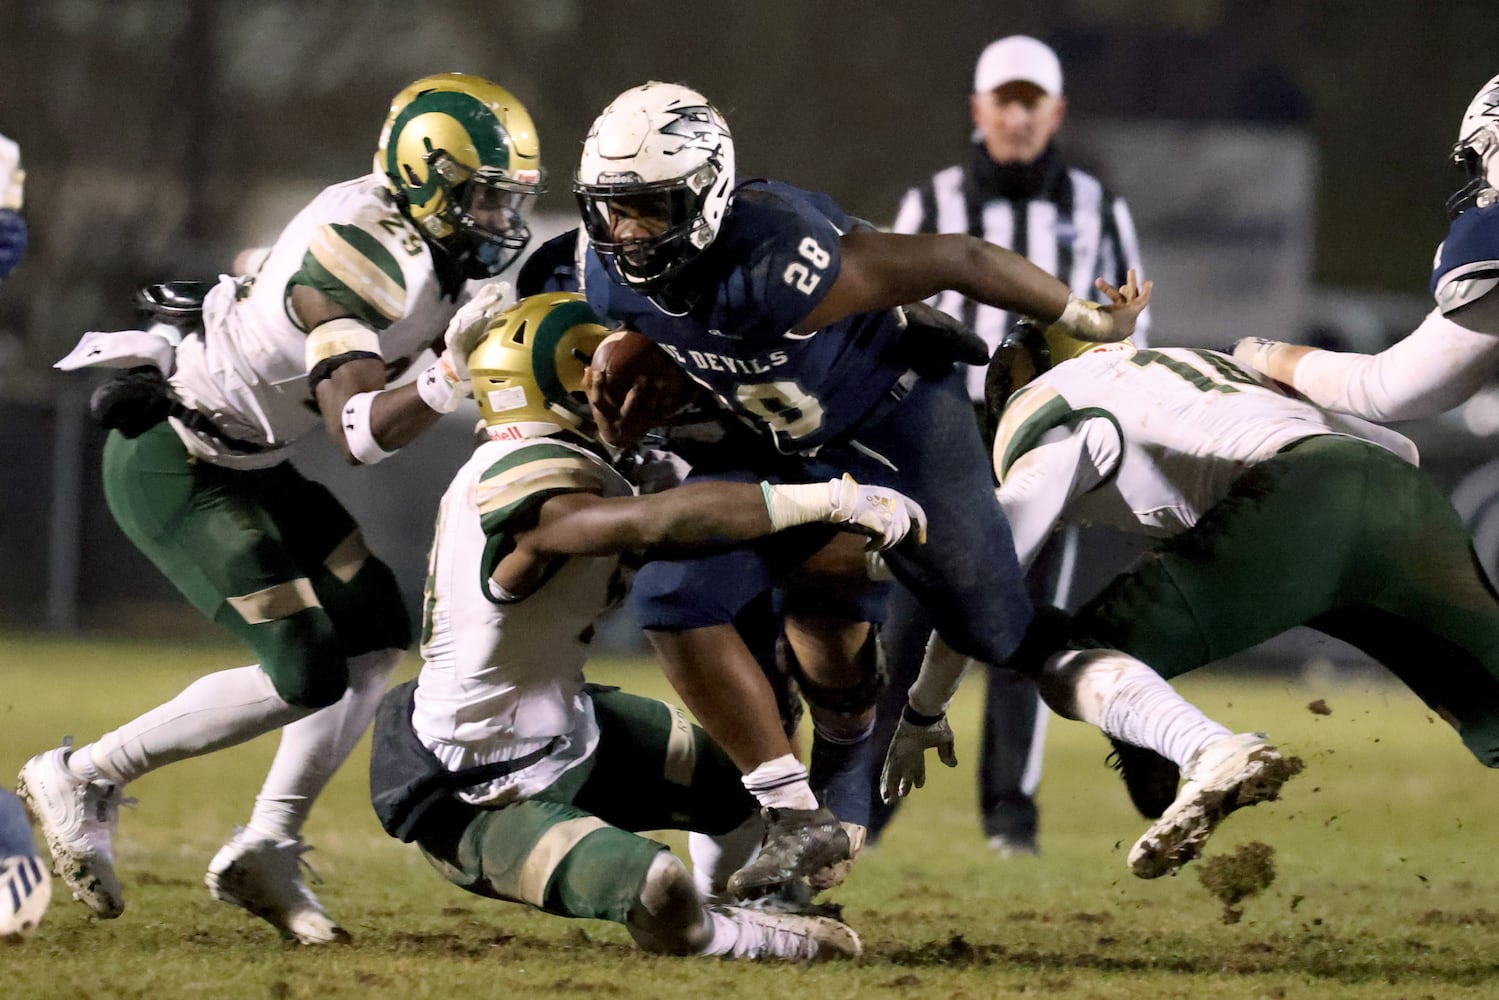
[1076,435,1499,765]
[102,423,410,707]
[413,689,755,923]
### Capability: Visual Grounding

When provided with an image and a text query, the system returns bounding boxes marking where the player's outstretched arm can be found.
[795,230,1149,342]
[495,475,923,596]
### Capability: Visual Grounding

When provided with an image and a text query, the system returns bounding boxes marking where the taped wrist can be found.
[341,390,396,465]
[1044,295,1112,344]
[761,479,838,531]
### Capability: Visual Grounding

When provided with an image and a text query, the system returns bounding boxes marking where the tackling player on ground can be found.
[20,73,538,943]
[368,292,924,960]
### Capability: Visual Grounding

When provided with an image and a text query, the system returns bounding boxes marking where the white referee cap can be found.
[973,35,1063,96]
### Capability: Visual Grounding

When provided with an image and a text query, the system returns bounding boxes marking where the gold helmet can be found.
[375,73,544,278]
[469,292,610,438]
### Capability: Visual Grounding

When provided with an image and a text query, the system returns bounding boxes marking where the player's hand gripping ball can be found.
[583,329,696,447]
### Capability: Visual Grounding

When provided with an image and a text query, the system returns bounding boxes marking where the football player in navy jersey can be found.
[1234,71,1499,419]
[571,81,1160,899]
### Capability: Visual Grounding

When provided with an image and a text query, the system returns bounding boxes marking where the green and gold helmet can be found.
[469,292,609,438]
[375,73,544,278]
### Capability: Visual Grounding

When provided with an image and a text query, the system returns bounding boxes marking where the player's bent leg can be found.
[778,620,884,889]
[1128,733,1302,879]
[1035,643,1301,876]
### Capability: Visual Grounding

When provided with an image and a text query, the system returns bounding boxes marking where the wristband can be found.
[902,703,946,727]
[417,357,461,414]
[341,390,396,465]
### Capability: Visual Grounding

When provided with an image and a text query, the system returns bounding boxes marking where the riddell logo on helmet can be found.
[490,423,529,441]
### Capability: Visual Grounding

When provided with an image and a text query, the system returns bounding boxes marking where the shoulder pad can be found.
[992,382,1073,481]
[295,217,418,330]
[473,441,616,534]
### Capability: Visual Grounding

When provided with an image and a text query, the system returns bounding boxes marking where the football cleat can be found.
[805,821,865,893]
[0,853,51,941]
[16,747,128,919]
[710,904,862,961]
[206,828,351,945]
[1106,737,1180,819]
[726,806,850,901]
[1128,732,1302,879]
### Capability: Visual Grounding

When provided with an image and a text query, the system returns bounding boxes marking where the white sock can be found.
[688,815,763,901]
[70,664,310,786]
[246,648,401,841]
[1043,650,1231,766]
[741,754,818,811]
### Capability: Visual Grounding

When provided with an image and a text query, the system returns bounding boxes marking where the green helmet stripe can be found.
[385,90,512,205]
[528,299,601,404]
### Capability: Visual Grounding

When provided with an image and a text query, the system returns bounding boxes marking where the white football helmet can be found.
[574,82,735,290]
[1450,72,1499,217]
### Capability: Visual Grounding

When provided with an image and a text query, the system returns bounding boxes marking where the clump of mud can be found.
[1197,841,1277,924]
[1307,699,1332,716]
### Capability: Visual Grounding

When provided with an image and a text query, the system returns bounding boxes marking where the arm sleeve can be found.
[1291,307,1499,421]
[998,419,1120,569]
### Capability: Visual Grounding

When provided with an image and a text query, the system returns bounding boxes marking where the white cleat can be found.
[711,904,862,961]
[206,828,351,945]
[0,853,52,941]
[16,748,127,918]
[1128,732,1302,879]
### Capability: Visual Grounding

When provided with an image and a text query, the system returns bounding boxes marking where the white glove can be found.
[879,707,958,803]
[444,280,514,385]
[420,281,513,413]
[828,473,928,550]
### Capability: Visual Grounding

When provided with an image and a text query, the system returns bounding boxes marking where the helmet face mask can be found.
[1448,72,1499,218]
[575,83,734,292]
[469,292,609,440]
[377,73,544,278]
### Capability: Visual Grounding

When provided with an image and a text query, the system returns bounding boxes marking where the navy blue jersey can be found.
[1433,202,1499,313]
[584,179,912,451]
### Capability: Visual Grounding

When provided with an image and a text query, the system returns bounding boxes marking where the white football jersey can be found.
[994,344,1418,539]
[170,172,463,468]
[412,433,633,805]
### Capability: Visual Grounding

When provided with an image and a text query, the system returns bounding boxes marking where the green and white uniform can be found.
[375,434,753,922]
[103,172,466,702]
[995,344,1499,765]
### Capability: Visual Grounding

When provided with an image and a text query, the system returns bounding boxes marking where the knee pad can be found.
[253,613,349,710]
[323,554,413,655]
[779,628,887,723]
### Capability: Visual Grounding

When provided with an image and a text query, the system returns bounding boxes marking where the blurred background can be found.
[2,0,1497,658]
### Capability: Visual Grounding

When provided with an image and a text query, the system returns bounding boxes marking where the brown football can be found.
[585,329,696,444]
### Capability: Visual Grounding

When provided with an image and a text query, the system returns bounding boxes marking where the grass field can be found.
[4,631,1499,999]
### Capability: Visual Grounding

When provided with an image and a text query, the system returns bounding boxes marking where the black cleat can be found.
[1106,737,1180,820]
[726,806,850,901]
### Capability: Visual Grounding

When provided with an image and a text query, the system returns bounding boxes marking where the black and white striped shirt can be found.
[894,144,1149,402]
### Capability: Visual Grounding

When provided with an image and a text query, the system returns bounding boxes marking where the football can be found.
[586,329,696,444]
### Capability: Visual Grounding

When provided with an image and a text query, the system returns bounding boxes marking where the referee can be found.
[870,35,1150,856]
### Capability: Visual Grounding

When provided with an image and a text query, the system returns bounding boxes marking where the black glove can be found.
[901,300,991,368]
[90,366,174,438]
